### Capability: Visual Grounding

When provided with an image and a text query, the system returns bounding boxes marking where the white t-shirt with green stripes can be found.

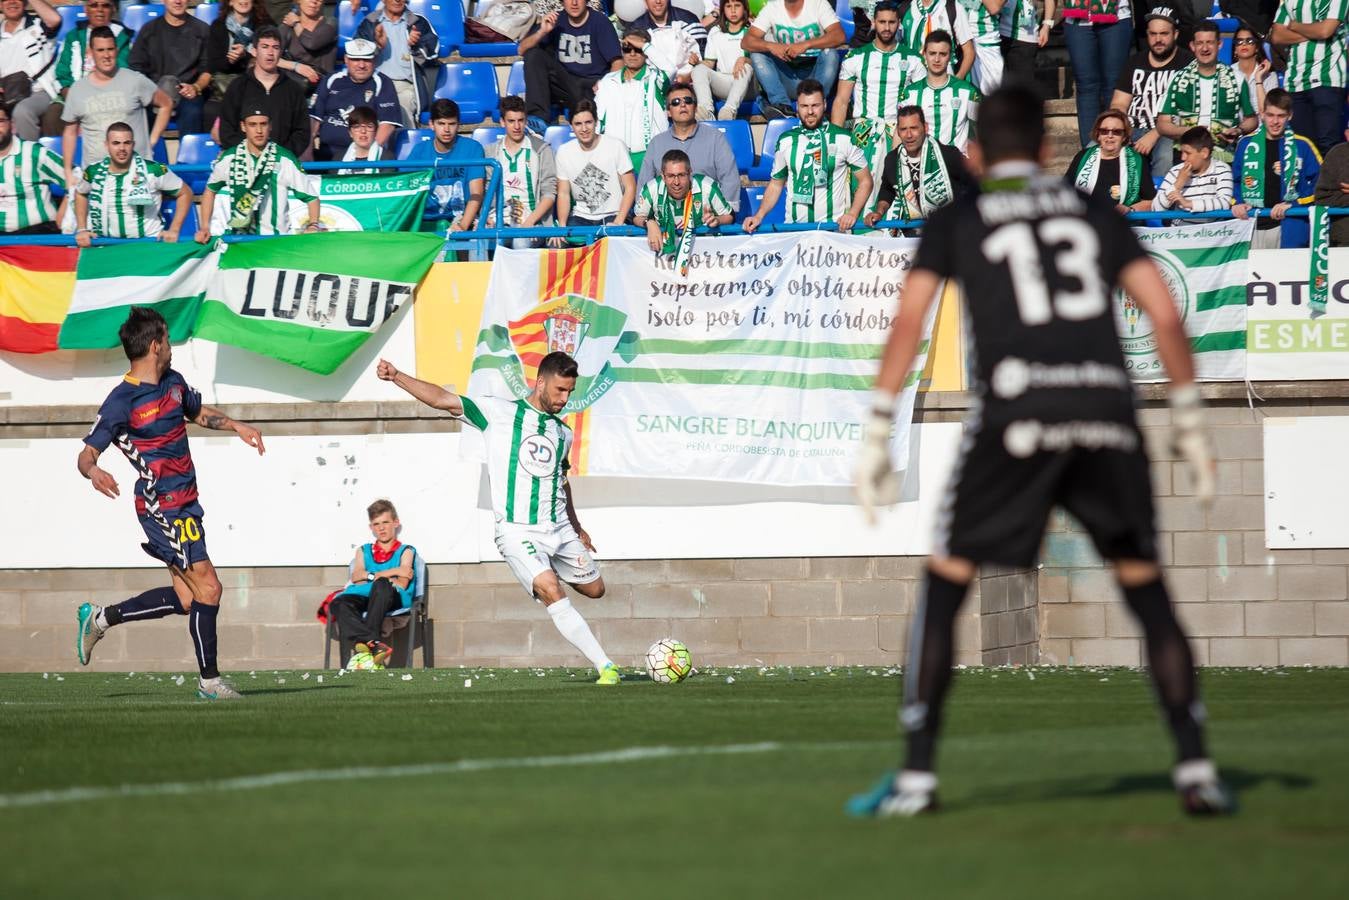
[999,0,1040,43]
[458,394,572,527]
[77,156,183,239]
[901,76,981,152]
[1275,0,1348,91]
[957,0,1002,43]
[770,124,869,224]
[839,42,923,122]
[0,138,62,233]
[205,143,318,236]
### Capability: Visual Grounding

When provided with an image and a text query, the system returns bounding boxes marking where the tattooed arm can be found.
[193,405,267,455]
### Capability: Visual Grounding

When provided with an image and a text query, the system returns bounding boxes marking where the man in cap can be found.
[197,107,320,238]
[1111,7,1194,178]
[309,37,402,162]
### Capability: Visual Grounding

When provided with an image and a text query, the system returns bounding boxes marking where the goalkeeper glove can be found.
[855,392,902,526]
[1170,383,1214,506]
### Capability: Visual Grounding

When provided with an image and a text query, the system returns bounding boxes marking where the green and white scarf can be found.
[1074,145,1145,205]
[898,138,953,218]
[1166,62,1246,127]
[1238,126,1301,206]
[226,141,279,234]
[87,155,154,237]
[1309,206,1329,317]
[788,127,833,206]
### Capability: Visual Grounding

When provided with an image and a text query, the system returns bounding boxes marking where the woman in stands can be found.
[207,0,274,101]
[1063,108,1157,213]
[278,0,338,94]
[1229,24,1277,114]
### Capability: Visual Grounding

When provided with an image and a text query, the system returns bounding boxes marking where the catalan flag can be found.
[0,246,78,353]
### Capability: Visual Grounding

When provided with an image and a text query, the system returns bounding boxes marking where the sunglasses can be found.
[621,43,645,53]
[668,96,696,107]
[1235,37,1257,44]
[1096,127,1126,136]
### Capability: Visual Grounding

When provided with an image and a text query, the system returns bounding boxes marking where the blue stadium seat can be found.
[407,0,463,53]
[836,0,855,42]
[56,6,85,44]
[39,133,81,163]
[174,133,219,192]
[505,59,525,99]
[160,199,199,236]
[749,116,799,181]
[1213,16,1240,31]
[454,0,515,58]
[432,63,499,124]
[395,127,434,159]
[151,136,168,163]
[707,119,753,175]
[339,0,366,43]
[122,4,164,33]
[192,2,219,25]
[1218,35,1233,64]
[740,184,784,226]
[544,124,573,154]
[472,126,506,147]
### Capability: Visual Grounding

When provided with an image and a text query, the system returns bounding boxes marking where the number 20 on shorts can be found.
[173,516,202,543]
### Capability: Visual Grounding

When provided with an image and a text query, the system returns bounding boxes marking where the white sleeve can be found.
[953,6,974,44]
[816,0,840,28]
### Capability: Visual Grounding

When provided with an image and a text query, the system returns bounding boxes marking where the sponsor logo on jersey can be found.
[518,432,560,477]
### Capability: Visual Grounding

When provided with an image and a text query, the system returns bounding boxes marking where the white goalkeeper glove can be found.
[1170,383,1214,507]
[855,393,903,526]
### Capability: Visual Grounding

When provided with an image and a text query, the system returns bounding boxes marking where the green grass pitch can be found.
[2,666,1346,899]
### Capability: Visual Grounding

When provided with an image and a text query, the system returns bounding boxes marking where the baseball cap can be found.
[1144,6,1179,24]
[242,107,270,120]
[344,38,377,60]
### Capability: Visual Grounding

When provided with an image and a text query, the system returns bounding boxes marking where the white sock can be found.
[94,607,110,631]
[897,770,938,794]
[546,598,612,672]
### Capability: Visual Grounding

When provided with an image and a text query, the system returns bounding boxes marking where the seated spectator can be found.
[0,0,61,140]
[693,0,755,121]
[634,147,733,256]
[553,99,637,241]
[637,82,742,212]
[0,100,65,234]
[999,0,1053,88]
[484,94,558,245]
[355,0,439,127]
[597,28,670,174]
[865,103,975,229]
[207,0,273,102]
[901,30,980,154]
[743,0,848,119]
[1156,20,1257,164]
[631,0,708,81]
[1232,89,1322,249]
[1065,109,1157,212]
[897,0,974,82]
[405,98,485,234]
[519,0,623,136]
[54,0,133,108]
[1313,129,1349,246]
[1110,7,1192,180]
[219,27,310,158]
[278,0,338,93]
[197,106,320,237]
[326,498,417,669]
[72,120,191,244]
[62,27,172,184]
[129,0,211,135]
[1152,125,1233,221]
[1229,24,1277,115]
[336,105,385,173]
[743,78,870,233]
[309,38,401,161]
[957,0,1005,93]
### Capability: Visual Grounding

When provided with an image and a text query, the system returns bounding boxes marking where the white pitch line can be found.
[0,741,885,809]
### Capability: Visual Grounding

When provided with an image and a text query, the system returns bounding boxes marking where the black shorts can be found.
[934,409,1158,569]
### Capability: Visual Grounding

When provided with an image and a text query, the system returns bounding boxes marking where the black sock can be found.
[105,586,181,627]
[1122,577,1208,763]
[188,601,220,680]
[901,568,971,773]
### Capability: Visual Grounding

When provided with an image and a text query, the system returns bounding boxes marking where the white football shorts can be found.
[495,521,602,598]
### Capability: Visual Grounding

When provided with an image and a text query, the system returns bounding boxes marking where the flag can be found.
[287,169,432,233]
[1121,220,1254,381]
[57,242,219,349]
[1309,206,1329,318]
[194,231,443,374]
[0,246,78,353]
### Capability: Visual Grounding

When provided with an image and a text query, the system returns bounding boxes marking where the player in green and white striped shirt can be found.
[375,351,622,685]
[1270,0,1349,155]
[74,121,193,246]
[745,78,872,232]
[832,5,922,215]
[0,104,64,234]
[901,30,981,153]
[196,109,320,239]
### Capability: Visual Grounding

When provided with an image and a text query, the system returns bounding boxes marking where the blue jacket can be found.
[355,10,440,122]
[1232,130,1322,248]
[344,542,418,609]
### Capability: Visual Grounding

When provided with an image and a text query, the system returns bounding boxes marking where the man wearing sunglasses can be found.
[636,81,742,213]
[596,28,669,173]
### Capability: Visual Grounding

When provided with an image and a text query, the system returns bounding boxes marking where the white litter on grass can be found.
[726,676,735,684]
[401,674,413,682]
[174,675,185,686]
[55,676,64,682]
[1026,670,1036,681]
[464,679,472,688]
[302,673,310,680]
[316,676,324,684]
[249,671,255,676]
[1099,678,1109,682]
[42,673,48,680]
[277,678,287,685]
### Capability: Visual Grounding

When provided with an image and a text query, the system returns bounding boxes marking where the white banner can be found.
[1246,248,1349,381]
[468,234,934,487]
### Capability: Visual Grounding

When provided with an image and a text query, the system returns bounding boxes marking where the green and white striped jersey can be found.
[634,174,733,254]
[771,124,869,224]
[0,138,62,234]
[459,394,572,527]
[999,0,1041,43]
[839,42,923,122]
[205,143,318,236]
[77,155,183,239]
[901,76,981,152]
[1275,0,1348,91]
[958,0,1001,42]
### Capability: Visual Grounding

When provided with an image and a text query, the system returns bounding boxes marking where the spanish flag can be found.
[0,246,78,353]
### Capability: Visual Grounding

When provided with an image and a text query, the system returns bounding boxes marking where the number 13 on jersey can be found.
[982,216,1108,326]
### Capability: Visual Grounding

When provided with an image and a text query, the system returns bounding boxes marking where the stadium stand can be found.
[749,117,799,181]
[544,124,574,155]
[506,60,526,99]
[174,134,220,193]
[159,199,200,236]
[708,119,754,177]
[121,3,164,33]
[432,63,499,124]
[193,2,219,25]
[395,128,435,159]
[408,0,463,52]
[740,184,784,226]
[472,126,506,147]
[56,5,84,44]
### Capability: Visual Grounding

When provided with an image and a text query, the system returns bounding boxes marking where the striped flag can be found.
[0,246,78,353]
[1120,220,1254,382]
[57,242,219,350]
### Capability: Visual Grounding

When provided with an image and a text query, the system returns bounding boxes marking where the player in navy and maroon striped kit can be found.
[75,307,265,700]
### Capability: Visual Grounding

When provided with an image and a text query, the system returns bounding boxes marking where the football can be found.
[346,644,381,671]
[645,638,693,684]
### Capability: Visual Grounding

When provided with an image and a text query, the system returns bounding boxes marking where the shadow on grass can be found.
[947,768,1315,811]
[104,685,353,698]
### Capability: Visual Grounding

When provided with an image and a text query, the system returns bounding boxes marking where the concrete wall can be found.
[2,386,1346,672]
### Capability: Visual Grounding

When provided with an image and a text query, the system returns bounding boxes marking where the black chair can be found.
[323,552,433,669]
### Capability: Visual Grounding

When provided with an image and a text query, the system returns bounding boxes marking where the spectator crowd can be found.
[0,0,1345,245]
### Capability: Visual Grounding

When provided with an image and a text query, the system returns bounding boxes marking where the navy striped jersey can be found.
[85,370,205,518]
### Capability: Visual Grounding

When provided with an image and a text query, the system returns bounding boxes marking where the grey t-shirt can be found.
[62,69,160,166]
[637,123,741,212]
